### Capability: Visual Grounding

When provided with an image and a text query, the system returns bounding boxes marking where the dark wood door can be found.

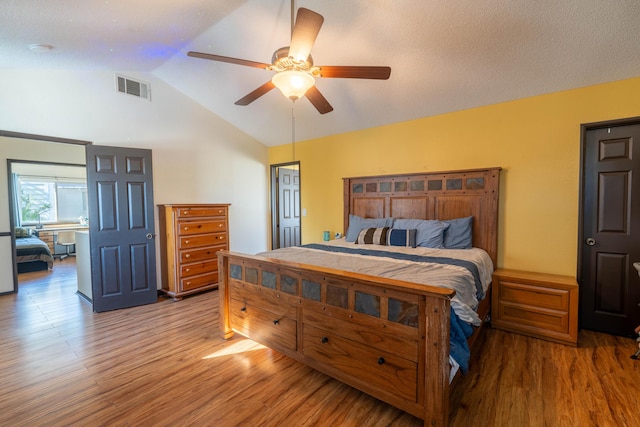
[278,166,301,248]
[580,121,640,336]
[86,145,157,312]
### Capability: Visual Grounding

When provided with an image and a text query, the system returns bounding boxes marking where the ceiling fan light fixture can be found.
[272,70,314,100]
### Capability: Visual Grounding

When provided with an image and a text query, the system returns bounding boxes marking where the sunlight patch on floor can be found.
[202,339,266,359]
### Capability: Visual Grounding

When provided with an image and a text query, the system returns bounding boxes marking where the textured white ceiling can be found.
[2,0,640,146]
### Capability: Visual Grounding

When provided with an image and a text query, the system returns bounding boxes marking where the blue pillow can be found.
[442,216,473,249]
[345,214,394,242]
[393,219,450,248]
[387,228,417,248]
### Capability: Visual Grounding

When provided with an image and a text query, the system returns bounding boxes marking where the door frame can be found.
[270,161,301,250]
[7,158,87,292]
[2,130,91,294]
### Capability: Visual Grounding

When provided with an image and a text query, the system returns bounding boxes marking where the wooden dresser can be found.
[492,268,579,346]
[158,204,230,300]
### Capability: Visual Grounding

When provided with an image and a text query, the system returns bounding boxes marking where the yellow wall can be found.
[269,76,640,276]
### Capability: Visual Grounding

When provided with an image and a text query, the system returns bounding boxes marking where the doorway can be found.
[9,160,87,294]
[579,118,640,337]
[270,162,301,249]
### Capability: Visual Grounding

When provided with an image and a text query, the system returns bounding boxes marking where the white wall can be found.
[0,69,270,293]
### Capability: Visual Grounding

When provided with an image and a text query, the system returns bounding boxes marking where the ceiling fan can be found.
[187,3,391,114]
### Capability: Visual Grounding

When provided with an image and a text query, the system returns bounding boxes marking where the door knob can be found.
[146,233,154,239]
[586,238,596,246]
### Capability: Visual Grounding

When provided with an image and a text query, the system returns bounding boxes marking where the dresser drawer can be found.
[179,232,227,249]
[303,324,417,402]
[180,245,226,263]
[230,298,297,352]
[181,259,218,278]
[176,206,227,218]
[178,220,226,235]
[180,271,218,292]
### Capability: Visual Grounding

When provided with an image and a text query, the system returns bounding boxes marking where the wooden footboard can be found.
[219,251,456,427]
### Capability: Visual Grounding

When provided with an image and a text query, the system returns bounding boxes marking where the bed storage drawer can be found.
[302,309,418,362]
[230,298,297,352]
[302,324,417,402]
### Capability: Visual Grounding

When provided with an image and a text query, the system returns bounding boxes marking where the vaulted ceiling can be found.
[3,1,640,146]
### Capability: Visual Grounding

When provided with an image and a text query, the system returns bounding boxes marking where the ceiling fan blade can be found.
[234,81,276,106]
[316,66,391,80]
[305,86,333,114]
[188,52,271,70]
[288,8,324,62]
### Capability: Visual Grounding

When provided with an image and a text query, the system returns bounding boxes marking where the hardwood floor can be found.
[2,261,639,426]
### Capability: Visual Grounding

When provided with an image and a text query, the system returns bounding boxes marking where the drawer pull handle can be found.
[273,319,280,325]
[240,306,247,312]
[184,227,189,231]
[218,224,223,228]
[377,357,385,365]
[185,268,190,272]
[185,240,190,244]
[186,281,191,286]
[321,336,329,344]
[185,254,190,258]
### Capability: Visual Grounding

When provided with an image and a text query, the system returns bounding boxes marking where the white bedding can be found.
[257,238,494,326]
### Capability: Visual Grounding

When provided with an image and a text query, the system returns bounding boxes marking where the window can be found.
[18,176,88,225]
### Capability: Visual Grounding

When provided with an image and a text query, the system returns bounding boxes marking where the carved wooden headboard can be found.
[343,167,501,265]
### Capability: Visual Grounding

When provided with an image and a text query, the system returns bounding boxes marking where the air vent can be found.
[115,75,151,101]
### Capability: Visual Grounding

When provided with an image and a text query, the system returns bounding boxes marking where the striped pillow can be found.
[355,227,390,245]
[387,228,417,248]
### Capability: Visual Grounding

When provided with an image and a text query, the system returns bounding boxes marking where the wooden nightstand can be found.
[492,268,579,346]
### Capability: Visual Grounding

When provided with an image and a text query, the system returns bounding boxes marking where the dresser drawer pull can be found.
[218,224,223,228]
[377,357,385,365]
[240,306,247,312]
[321,336,329,344]
[185,240,190,244]
[184,226,189,231]
[185,254,190,258]
[219,236,224,240]
[185,268,190,273]
[272,319,280,325]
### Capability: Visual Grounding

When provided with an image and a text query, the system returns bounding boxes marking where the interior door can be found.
[278,166,301,248]
[579,120,640,336]
[86,145,157,312]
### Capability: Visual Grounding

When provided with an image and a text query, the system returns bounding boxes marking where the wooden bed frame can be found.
[218,167,501,427]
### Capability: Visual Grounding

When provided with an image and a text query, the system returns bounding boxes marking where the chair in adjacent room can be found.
[56,231,76,260]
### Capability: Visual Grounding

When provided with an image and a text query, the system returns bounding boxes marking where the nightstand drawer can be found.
[498,281,569,311]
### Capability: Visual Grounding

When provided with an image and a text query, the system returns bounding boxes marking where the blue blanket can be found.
[302,243,476,373]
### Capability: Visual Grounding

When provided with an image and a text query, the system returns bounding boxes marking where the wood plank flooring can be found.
[2,260,639,426]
